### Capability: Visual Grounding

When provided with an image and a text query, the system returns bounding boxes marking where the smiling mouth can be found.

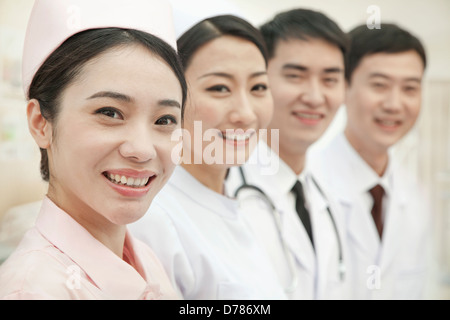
[375,119,402,127]
[218,131,255,142]
[103,172,153,188]
[292,112,323,119]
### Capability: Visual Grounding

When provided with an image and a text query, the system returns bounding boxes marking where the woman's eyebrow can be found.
[87,91,133,102]
[159,99,181,109]
[87,91,180,108]
[197,72,233,80]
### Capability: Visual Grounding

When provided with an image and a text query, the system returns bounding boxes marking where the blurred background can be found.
[0,0,449,298]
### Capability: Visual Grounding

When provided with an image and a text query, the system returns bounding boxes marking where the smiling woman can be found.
[0,0,186,300]
[130,15,286,300]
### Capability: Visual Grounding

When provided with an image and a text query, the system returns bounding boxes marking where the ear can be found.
[27,99,52,149]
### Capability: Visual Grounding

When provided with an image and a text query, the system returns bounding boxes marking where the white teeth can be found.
[296,113,321,119]
[221,132,253,141]
[106,173,151,187]
[378,120,397,126]
[126,177,134,186]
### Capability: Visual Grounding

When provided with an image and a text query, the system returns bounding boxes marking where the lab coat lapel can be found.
[378,176,408,269]
[249,142,316,274]
[342,194,381,260]
[277,196,316,274]
[307,186,332,273]
[324,135,381,260]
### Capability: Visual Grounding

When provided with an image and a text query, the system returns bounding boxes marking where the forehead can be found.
[66,44,182,101]
[271,37,344,67]
[186,35,265,76]
[352,50,425,81]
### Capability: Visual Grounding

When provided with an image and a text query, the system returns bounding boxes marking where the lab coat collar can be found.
[330,133,397,202]
[168,166,240,219]
[247,141,305,196]
[248,142,317,271]
[35,197,161,300]
[332,134,409,259]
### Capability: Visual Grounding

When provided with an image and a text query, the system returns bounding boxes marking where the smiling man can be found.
[309,23,433,299]
[226,9,350,299]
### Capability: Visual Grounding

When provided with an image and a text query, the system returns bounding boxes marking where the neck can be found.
[181,163,227,194]
[344,129,389,176]
[46,189,127,259]
[267,133,306,175]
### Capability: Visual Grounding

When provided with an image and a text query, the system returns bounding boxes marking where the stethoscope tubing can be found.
[234,166,345,290]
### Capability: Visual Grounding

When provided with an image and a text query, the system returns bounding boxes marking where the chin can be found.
[106,201,152,226]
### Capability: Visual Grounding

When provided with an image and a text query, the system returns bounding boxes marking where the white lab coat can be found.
[308,133,433,300]
[226,141,351,300]
[129,166,286,300]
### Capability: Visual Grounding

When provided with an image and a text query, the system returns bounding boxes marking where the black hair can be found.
[346,23,427,82]
[259,8,349,61]
[177,14,268,70]
[28,28,187,181]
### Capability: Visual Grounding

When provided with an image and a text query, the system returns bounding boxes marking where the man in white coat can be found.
[308,23,433,299]
[226,9,350,299]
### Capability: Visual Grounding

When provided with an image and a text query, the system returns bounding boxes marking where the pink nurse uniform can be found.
[0,197,179,300]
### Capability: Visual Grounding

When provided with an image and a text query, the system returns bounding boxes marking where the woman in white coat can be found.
[130,15,285,299]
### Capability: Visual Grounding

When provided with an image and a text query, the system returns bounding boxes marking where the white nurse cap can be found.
[22,0,176,96]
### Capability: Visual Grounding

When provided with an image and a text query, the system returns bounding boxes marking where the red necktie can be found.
[369,184,385,238]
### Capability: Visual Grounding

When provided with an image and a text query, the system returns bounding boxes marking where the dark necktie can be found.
[369,184,385,238]
[292,180,314,248]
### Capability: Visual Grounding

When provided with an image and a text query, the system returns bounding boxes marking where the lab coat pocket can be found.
[394,267,427,300]
[217,282,256,300]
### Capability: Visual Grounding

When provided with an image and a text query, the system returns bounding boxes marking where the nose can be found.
[228,91,257,126]
[300,78,326,108]
[119,124,157,162]
[382,87,402,113]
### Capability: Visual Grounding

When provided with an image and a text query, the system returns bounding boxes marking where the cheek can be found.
[346,88,377,121]
[327,85,345,111]
[187,97,225,131]
[155,138,179,173]
[405,102,421,124]
[271,82,297,108]
[255,96,274,129]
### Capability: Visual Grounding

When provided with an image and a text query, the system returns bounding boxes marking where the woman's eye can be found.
[96,107,123,119]
[155,115,177,126]
[252,84,268,92]
[206,85,229,93]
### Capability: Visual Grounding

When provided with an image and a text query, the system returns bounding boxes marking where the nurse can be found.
[226,9,350,299]
[130,15,285,299]
[308,24,432,299]
[0,0,186,300]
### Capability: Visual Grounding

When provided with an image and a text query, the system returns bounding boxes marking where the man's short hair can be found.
[259,8,349,61]
[346,23,427,82]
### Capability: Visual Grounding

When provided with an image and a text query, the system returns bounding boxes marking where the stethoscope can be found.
[234,166,345,294]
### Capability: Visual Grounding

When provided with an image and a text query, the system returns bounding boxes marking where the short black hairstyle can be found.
[346,23,427,82]
[259,8,349,60]
[177,14,268,70]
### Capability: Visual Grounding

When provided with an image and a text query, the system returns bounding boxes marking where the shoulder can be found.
[0,238,75,299]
